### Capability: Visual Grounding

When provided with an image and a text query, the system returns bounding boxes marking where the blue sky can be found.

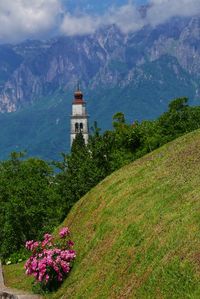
[0,0,199,44]
[65,1,148,13]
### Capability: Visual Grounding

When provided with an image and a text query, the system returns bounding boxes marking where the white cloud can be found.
[60,13,101,36]
[147,0,200,26]
[0,0,61,43]
[60,3,144,36]
[103,3,145,33]
[0,0,200,43]
[60,0,200,37]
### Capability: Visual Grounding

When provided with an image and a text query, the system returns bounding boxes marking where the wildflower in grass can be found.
[59,227,70,238]
[68,240,74,247]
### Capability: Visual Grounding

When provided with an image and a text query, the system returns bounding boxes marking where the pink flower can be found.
[59,227,70,238]
[44,233,53,241]
[57,273,63,282]
[32,241,39,251]
[24,227,76,290]
[31,259,38,271]
[68,240,74,248]
[25,240,40,252]
[25,240,34,251]
[60,261,70,273]
[42,234,53,247]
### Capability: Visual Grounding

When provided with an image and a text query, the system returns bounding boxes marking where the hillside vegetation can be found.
[5,129,200,298]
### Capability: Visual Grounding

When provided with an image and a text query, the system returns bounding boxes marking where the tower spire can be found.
[77,80,80,91]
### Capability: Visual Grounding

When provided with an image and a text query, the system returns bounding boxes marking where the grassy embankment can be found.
[4,129,200,298]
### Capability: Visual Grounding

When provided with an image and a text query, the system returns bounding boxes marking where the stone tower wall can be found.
[70,101,89,146]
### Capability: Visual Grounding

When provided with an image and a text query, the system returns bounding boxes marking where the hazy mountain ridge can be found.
[0,15,199,160]
[0,15,200,113]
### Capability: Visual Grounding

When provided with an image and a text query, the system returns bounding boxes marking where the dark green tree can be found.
[0,153,61,260]
[168,97,188,112]
[55,132,104,214]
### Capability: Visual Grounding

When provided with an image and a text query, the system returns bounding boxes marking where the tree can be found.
[112,112,125,129]
[55,132,104,214]
[168,97,188,112]
[158,97,190,141]
[0,153,61,260]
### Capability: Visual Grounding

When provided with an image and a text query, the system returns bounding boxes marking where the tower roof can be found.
[73,87,85,104]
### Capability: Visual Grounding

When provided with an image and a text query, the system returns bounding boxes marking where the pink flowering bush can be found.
[24,227,76,292]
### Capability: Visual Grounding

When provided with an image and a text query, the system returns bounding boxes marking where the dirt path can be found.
[0,261,42,299]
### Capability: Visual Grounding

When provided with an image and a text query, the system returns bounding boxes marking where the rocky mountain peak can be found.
[0,15,200,113]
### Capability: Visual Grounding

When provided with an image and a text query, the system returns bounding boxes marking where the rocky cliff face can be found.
[0,15,200,113]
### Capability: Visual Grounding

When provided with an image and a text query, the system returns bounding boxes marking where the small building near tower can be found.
[70,88,89,147]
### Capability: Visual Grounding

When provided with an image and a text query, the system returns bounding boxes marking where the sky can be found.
[0,0,200,44]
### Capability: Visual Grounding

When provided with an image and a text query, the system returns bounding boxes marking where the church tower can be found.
[70,87,89,147]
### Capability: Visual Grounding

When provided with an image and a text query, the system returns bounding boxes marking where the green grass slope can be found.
[4,129,200,298]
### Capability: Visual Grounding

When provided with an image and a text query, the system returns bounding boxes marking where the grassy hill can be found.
[4,129,200,298]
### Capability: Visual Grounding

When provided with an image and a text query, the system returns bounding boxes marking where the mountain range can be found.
[0,14,200,160]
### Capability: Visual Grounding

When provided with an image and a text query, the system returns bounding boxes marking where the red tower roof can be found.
[73,89,85,104]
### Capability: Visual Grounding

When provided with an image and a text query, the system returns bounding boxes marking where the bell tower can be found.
[70,87,89,147]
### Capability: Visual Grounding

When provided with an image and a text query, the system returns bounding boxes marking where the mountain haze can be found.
[0,15,200,159]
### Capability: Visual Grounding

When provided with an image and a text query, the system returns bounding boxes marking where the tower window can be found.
[75,123,79,133]
[80,123,83,132]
